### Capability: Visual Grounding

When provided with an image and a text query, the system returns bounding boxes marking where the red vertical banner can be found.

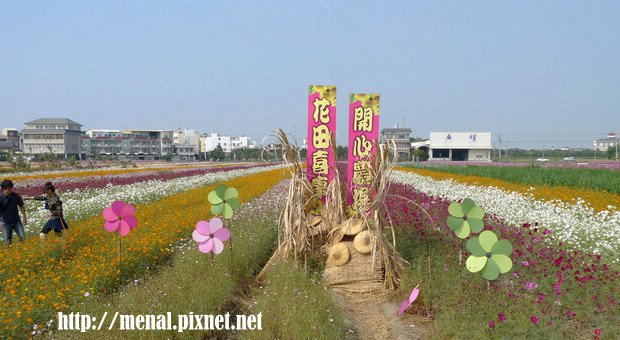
[347,94,380,213]
[307,85,337,201]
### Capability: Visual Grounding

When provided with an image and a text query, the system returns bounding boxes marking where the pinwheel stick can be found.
[118,234,123,266]
[228,219,234,251]
[427,255,433,315]
[459,240,464,266]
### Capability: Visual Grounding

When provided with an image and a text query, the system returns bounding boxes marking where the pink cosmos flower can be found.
[397,285,420,316]
[595,329,602,335]
[525,282,539,291]
[530,315,539,324]
[192,217,231,254]
[102,201,138,236]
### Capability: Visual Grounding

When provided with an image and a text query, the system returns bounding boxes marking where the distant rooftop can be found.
[25,118,82,126]
[381,127,412,132]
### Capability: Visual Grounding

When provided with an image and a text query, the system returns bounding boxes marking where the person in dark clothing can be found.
[0,179,28,245]
[24,181,69,238]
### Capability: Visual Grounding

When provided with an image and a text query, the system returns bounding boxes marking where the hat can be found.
[353,230,373,254]
[341,219,365,236]
[310,215,323,227]
[330,228,345,244]
[327,242,350,267]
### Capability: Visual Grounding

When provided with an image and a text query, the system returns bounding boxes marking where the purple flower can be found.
[525,282,539,291]
[522,261,530,267]
[498,313,507,322]
[488,320,495,328]
[530,315,540,324]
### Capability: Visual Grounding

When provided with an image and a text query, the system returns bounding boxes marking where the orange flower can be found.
[397,167,619,212]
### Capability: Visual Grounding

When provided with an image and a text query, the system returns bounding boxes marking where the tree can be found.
[210,145,225,161]
[39,147,62,169]
[163,152,174,162]
[65,155,81,169]
[8,150,31,171]
[412,148,429,161]
[607,146,617,160]
[336,146,348,161]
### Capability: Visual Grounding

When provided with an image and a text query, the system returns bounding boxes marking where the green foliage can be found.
[299,147,307,160]
[500,148,596,160]
[412,148,429,161]
[234,147,263,161]
[394,227,618,339]
[606,146,617,160]
[162,152,173,162]
[210,145,226,161]
[38,147,62,169]
[55,196,282,339]
[409,164,620,195]
[118,160,134,168]
[65,155,81,169]
[241,260,346,340]
[336,145,348,161]
[7,150,31,171]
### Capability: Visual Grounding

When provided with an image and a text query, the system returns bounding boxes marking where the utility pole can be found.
[498,134,502,158]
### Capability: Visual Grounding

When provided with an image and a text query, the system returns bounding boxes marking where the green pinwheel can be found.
[208,184,241,219]
[465,230,513,280]
[447,198,485,239]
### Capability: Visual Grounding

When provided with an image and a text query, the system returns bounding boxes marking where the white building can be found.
[203,133,256,153]
[594,132,618,152]
[173,128,201,161]
[424,132,492,162]
[20,118,83,158]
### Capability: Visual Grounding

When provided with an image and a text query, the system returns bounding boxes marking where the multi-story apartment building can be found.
[380,126,413,161]
[173,129,200,161]
[203,133,256,153]
[80,129,174,160]
[20,118,82,158]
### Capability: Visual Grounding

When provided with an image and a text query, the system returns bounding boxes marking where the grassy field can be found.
[408,164,620,195]
[387,187,619,339]
[55,182,289,339]
[241,259,346,340]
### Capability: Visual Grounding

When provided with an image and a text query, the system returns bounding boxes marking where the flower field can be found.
[386,166,619,338]
[393,168,620,260]
[9,164,279,238]
[2,160,617,338]
[0,165,289,336]
[407,164,620,195]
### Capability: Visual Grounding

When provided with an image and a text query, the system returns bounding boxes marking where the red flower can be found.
[530,315,540,325]
[488,320,495,328]
[595,328,602,335]
[498,313,507,322]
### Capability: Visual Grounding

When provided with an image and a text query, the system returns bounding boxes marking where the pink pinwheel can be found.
[102,201,138,236]
[397,284,420,316]
[192,217,231,254]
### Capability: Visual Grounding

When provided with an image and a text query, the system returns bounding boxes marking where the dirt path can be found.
[331,290,431,340]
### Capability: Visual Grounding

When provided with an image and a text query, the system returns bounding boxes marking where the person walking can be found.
[24,181,69,238]
[0,179,28,245]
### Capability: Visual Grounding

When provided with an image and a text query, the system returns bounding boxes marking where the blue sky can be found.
[1,1,618,147]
